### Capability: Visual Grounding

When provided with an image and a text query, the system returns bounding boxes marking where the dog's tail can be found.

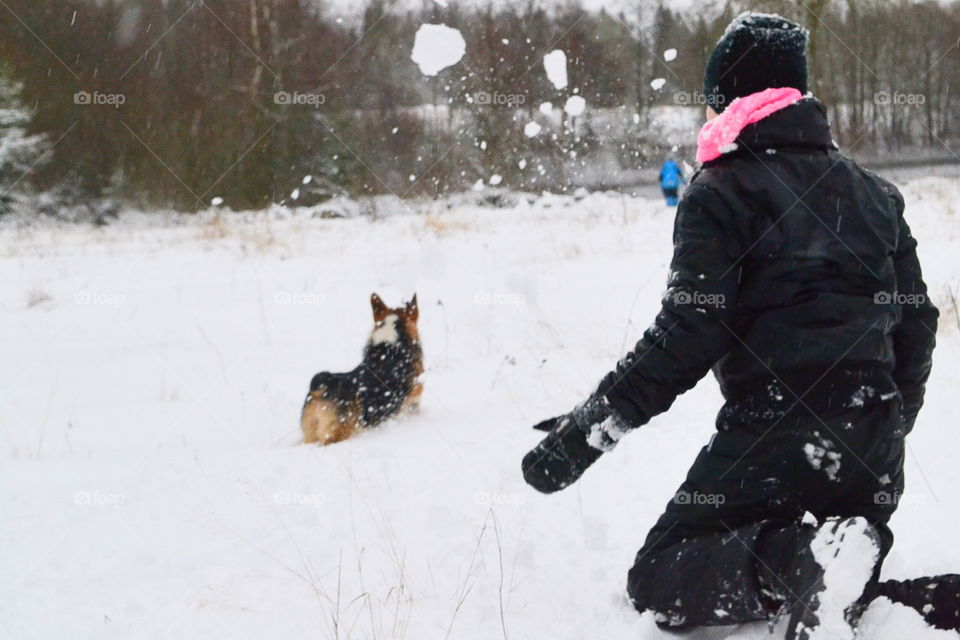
[309,371,336,392]
[301,372,361,445]
[307,371,357,405]
[303,372,328,411]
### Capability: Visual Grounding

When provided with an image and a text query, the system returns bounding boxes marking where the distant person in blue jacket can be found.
[659,157,686,205]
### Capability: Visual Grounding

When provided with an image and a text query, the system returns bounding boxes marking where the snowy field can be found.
[3,178,960,639]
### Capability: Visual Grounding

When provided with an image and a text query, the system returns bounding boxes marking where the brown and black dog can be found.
[300,293,423,445]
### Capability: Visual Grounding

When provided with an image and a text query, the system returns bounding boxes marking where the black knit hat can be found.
[704,12,809,113]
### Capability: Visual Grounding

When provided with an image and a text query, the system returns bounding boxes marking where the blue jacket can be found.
[660,159,686,189]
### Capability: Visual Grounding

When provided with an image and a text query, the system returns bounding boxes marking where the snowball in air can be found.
[411,24,466,76]
[524,122,542,138]
[664,48,678,62]
[650,78,666,91]
[543,49,568,90]
[564,95,586,116]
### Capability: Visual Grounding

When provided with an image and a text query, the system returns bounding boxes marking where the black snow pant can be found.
[627,395,906,630]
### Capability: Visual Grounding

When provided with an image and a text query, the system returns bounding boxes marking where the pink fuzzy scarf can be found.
[696,87,804,163]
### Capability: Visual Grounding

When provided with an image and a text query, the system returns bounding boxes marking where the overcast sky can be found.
[323,0,704,18]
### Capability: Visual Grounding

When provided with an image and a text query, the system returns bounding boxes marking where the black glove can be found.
[522,396,631,494]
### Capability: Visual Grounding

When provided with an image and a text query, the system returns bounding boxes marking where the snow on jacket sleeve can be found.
[596,183,743,428]
[889,188,938,431]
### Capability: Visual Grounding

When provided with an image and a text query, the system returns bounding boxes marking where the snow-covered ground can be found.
[2,179,960,639]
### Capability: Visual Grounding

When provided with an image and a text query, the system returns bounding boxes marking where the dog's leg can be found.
[322,403,361,444]
[402,382,424,415]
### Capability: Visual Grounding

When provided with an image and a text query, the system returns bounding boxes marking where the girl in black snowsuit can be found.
[522,13,945,640]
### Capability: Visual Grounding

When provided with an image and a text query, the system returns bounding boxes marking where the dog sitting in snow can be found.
[300,293,423,445]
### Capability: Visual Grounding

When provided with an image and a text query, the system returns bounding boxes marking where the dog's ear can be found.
[371,293,389,321]
[405,294,419,322]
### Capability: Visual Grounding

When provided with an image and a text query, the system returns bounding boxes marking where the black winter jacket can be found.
[598,99,938,431]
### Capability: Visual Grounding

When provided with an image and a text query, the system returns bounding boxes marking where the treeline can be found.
[0,0,957,212]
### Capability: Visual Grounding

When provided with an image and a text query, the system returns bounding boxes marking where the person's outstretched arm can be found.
[522,182,744,493]
[888,188,939,433]
[597,184,741,426]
